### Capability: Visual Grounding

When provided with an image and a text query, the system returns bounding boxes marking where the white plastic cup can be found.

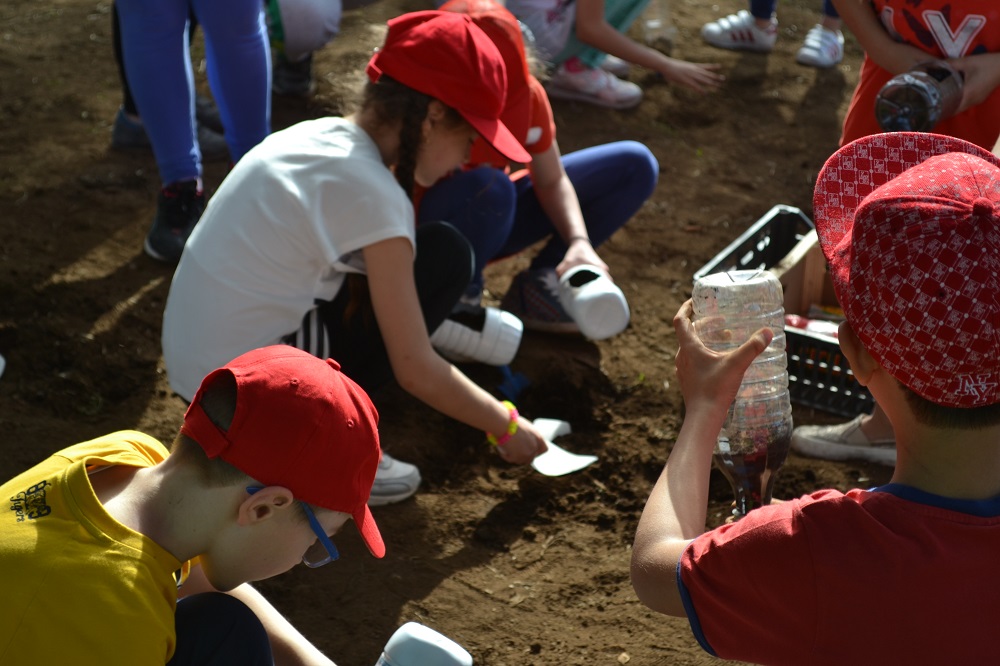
[558,265,630,340]
[375,622,472,666]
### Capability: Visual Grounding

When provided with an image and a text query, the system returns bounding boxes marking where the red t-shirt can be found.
[679,485,1000,665]
[841,0,1000,149]
[413,76,556,211]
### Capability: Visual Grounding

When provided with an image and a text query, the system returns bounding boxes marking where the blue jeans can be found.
[417,141,659,295]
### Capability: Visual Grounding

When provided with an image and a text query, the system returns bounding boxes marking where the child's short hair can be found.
[898,380,1000,429]
[814,132,1000,411]
[171,371,255,487]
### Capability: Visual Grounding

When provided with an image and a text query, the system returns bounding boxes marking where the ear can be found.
[838,321,877,386]
[425,99,448,124]
[236,486,296,526]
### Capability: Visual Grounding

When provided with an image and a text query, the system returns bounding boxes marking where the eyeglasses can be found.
[246,487,340,568]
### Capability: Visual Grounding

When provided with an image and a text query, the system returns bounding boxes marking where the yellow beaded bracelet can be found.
[487,400,519,446]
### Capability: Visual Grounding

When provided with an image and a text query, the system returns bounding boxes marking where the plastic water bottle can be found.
[691,270,793,516]
[375,622,472,666]
[642,0,679,53]
[875,60,963,132]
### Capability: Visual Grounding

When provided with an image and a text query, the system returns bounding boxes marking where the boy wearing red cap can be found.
[631,132,1000,664]
[162,11,549,507]
[0,345,385,664]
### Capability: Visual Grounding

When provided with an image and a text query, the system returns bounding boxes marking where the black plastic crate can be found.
[693,204,815,280]
[695,205,874,419]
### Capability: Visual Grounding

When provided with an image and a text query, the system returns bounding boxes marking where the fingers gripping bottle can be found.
[375,622,473,666]
[691,270,793,516]
[875,60,964,132]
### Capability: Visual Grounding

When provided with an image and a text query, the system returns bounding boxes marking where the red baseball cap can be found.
[366,10,532,164]
[440,0,532,161]
[814,132,1000,408]
[181,345,385,558]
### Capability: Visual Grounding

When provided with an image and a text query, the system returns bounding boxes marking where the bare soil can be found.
[0,0,894,663]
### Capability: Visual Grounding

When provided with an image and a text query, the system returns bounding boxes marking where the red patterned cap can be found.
[181,346,385,558]
[814,132,1000,407]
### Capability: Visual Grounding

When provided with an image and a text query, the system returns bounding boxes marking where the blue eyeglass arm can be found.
[245,487,340,562]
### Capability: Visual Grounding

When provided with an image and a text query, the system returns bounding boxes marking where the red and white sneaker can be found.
[701,10,777,53]
[795,24,844,68]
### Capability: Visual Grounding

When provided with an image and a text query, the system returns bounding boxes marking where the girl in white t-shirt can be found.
[163,11,549,505]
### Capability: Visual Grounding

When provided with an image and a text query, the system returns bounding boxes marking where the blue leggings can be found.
[115,0,271,184]
[169,593,272,665]
[749,0,838,20]
[417,141,659,293]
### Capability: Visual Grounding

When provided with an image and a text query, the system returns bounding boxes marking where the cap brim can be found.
[814,132,999,264]
[354,504,385,558]
[466,114,531,164]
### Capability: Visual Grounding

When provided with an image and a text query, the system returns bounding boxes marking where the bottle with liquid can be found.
[691,270,794,516]
[875,59,964,132]
[375,622,472,666]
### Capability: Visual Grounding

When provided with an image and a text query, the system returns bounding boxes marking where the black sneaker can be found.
[272,54,316,97]
[144,181,205,263]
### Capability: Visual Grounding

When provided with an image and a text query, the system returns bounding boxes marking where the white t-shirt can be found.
[162,117,414,401]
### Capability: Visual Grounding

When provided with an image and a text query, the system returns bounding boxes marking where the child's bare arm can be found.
[630,300,771,617]
[949,52,1000,114]
[573,0,724,92]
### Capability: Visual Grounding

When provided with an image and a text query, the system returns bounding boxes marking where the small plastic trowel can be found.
[530,418,598,476]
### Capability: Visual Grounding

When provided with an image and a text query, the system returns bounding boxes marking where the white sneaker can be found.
[368,453,421,506]
[701,10,777,53]
[599,54,631,78]
[795,24,844,68]
[430,304,523,365]
[545,65,643,110]
[790,415,896,466]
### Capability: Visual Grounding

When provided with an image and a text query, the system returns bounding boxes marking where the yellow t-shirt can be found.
[0,431,190,664]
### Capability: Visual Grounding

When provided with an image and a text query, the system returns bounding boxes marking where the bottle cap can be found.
[378,623,472,666]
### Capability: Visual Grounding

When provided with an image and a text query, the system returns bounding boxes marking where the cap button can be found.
[972,197,996,219]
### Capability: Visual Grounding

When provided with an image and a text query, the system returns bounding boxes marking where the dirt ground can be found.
[1,0,899,663]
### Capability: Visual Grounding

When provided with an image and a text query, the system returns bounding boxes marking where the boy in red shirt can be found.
[631,132,1000,664]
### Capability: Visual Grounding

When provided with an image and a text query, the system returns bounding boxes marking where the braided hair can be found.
[358,75,465,200]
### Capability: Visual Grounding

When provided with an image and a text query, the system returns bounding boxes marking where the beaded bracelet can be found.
[487,400,519,447]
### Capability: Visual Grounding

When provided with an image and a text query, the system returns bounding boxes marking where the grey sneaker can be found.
[110,107,229,163]
[143,180,205,264]
[368,453,421,506]
[500,268,580,334]
[273,53,316,97]
[790,415,896,466]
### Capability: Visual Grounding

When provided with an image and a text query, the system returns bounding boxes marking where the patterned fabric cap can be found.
[814,132,1000,408]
